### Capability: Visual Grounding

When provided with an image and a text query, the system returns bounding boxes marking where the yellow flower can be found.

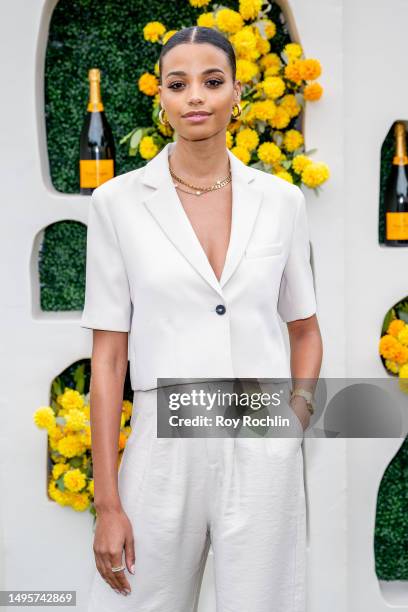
[259,19,276,39]
[88,478,94,497]
[157,122,173,137]
[379,335,399,359]
[256,35,270,57]
[80,426,92,448]
[251,99,276,121]
[387,319,406,337]
[269,106,290,129]
[231,27,258,61]
[236,128,259,151]
[280,94,301,118]
[283,43,303,62]
[304,82,323,101]
[139,136,159,160]
[58,433,87,459]
[58,388,84,413]
[52,463,69,480]
[143,21,166,43]
[236,58,259,83]
[215,8,244,34]
[239,0,263,21]
[258,142,282,165]
[33,406,55,430]
[259,53,281,75]
[385,359,400,374]
[284,60,303,84]
[275,170,294,183]
[48,479,61,503]
[162,30,178,45]
[197,13,215,28]
[70,492,91,512]
[283,129,304,152]
[301,161,330,188]
[65,408,87,432]
[63,468,87,493]
[397,326,408,347]
[226,130,234,149]
[138,73,159,96]
[231,146,251,164]
[292,154,312,174]
[189,0,211,6]
[399,363,408,395]
[119,431,127,451]
[262,76,286,99]
[122,400,133,420]
[153,61,160,77]
[298,58,322,81]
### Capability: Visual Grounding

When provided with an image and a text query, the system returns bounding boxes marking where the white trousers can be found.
[87,382,306,612]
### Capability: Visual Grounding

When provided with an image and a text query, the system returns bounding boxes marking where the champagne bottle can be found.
[384,121,408,245]
[79,68,115,195]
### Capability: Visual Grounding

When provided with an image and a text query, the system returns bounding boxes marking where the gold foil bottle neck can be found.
[87,67,104,112]
[393,121,408,165]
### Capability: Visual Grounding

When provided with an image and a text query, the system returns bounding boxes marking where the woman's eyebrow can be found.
[165,68,225,78]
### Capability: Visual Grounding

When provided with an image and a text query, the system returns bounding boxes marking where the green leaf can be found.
[130,128,143,150]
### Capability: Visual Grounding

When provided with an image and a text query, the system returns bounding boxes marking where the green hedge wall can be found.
[375,438,408,579]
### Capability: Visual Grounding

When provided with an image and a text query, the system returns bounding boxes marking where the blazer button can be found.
[215,304,226,315]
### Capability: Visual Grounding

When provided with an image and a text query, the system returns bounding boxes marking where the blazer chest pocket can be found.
[245,241,284,258]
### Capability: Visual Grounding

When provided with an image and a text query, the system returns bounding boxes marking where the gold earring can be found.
[231,103,242,120]
[159,107,170,126]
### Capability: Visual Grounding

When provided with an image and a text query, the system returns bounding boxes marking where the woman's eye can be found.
[168,79,223,90]
[207,79,223,87]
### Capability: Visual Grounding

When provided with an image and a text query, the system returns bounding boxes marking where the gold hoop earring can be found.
[159,107,170,126]
[231,103,242,120]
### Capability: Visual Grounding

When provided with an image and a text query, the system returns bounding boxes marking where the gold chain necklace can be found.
[169,159,231,196]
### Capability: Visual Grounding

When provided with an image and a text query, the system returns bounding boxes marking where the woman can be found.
[81,25,323,612]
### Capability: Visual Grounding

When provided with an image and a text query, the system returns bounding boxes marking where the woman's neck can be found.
[168,138,230,182]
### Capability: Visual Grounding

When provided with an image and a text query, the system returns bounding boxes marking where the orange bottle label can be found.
[80,159,114,188]
[386,212,408,240]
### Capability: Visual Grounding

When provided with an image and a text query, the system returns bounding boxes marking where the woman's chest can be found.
[175,185,233,283]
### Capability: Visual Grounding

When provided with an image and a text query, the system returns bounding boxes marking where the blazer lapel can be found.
[141,142,263,298]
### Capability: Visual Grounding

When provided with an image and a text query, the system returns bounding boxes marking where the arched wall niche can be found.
[31,219,87,320]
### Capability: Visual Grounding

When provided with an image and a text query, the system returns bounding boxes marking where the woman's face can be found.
[158,42,241,141]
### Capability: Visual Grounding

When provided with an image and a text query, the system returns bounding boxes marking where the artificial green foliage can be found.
[39,221,87,311]
[374,437,408,579]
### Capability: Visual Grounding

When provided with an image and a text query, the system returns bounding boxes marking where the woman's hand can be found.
[289,395,311,432]
[93,507,135,596]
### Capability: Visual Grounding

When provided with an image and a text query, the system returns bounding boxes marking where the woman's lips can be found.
[183,113,211,123]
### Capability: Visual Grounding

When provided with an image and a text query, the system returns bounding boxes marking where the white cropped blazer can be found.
[80,141,317,390]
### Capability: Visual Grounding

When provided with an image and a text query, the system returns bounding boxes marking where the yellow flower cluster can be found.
[379,319,408,383]
[139,136,159,159]
[189,0,211,7]
[239,0,263,21]
[143,21,166,43]
[138,73,159,96]
[134,1,329,190]
[33,387,134,514]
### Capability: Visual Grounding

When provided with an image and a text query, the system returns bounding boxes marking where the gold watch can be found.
[290,388,315,415]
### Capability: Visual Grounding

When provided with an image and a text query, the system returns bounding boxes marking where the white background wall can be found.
[0,0,406,610]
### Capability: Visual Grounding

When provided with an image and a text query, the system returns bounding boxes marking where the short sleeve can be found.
[80,188,132,332]
[277,189,317,323]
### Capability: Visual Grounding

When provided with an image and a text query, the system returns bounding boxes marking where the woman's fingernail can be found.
[130,564,135,574]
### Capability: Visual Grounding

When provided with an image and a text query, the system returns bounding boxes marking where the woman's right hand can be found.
[93,507,135,596]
